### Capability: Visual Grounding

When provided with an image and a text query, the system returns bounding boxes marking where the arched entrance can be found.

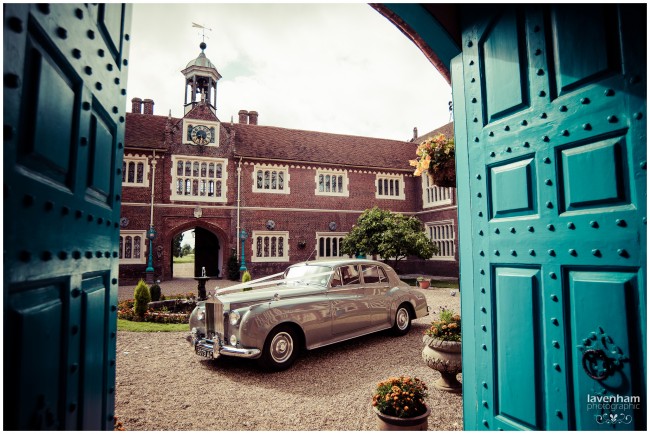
[169,224,224,280]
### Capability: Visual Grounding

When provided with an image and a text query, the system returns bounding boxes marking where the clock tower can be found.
[182,42,221,116]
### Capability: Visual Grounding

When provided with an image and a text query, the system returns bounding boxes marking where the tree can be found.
[341,207,436,269]
[181,243,192,257]
[172,232,184,257]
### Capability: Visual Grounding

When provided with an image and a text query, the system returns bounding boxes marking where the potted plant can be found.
[371,376,430,430]
[422,307,462,393]
[409,133,455,187]
[416,276,430,289]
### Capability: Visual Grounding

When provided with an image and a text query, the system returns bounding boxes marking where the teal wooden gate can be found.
[453,5,646,430]
[3,4,131,429]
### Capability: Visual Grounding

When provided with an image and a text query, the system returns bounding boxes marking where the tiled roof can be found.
[124,113,170,149]
[125,112,422,171]
[414,121,454,143]
[226,123,415,170]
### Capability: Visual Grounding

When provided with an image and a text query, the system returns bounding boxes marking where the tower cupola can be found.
[182,42,221,115]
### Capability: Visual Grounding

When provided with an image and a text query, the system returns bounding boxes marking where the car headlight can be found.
[229,310,241,326]
[230,334,238,346]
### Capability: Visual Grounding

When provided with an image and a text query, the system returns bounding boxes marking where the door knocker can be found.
[576,327,627,382]
[581,349,612,380]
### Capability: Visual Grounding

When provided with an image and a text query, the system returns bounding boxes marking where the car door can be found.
[361,264,392,327]
[328,265,371,336]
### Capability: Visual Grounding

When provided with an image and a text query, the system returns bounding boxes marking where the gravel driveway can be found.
[115,286,463,430]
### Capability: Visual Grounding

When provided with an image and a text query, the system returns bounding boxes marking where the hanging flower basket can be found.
[410,134,456,188]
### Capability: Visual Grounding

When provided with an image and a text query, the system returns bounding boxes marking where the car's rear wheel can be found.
[392,303,412,336]
[259,325,299,371]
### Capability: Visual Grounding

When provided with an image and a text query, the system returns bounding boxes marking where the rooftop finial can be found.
[192,22,212,51]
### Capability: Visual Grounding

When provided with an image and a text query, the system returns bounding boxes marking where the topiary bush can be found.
[227,253,240,281]
[241,270,252,291]
[133,279,151,320]
[149,283,161,302]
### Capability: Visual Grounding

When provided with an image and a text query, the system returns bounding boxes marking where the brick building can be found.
[119,44,458,283]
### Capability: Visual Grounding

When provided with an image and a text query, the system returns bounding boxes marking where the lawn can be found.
[117,319,188,332]
[173,253,195,264]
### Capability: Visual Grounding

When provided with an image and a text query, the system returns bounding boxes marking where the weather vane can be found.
[192,22,212,43]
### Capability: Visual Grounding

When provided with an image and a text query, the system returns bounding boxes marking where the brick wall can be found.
[120,114,460,283]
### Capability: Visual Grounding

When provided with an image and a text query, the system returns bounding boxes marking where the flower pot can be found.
[428,159,456,188]
[418,280,430,289]
[373,405,431,431]
[422,335,462,393]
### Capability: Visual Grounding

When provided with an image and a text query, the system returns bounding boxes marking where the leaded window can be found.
[122,156,149,187]
[251,231,289,262]
[376,174,405,200]
[253,164,290,194]
[171,156,228,202]
[119,231,147,264]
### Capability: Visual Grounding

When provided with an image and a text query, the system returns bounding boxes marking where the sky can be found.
[125,3,453,142]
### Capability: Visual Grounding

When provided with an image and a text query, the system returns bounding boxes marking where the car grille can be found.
[205,299,224,337]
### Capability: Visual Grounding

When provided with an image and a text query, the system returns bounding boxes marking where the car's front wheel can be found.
[259,325,299,371]
[392,303,412,336]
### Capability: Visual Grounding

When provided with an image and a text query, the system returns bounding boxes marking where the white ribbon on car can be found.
[214,270,334,296]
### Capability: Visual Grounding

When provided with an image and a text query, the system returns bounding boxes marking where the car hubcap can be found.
[270,332,293,363]
[397,308,409,330]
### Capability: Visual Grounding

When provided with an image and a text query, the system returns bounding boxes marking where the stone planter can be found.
[422,335,462,393]
[373,405,431,431]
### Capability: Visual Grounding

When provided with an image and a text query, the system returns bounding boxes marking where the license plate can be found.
[196,348,213,358]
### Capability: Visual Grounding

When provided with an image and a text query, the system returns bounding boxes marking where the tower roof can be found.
[186,42,216,69]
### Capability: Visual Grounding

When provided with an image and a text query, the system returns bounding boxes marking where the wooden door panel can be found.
[7,283,65,430]
[567,270,641,429]
[4,4,131,429]
[549,5,621,95]
[558,135,629,212]
[488,156,537,219]
[457,4,645,430]
[480,8,529,122]
[493,267,543,430]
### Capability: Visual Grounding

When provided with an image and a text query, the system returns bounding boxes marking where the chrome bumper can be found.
[189,335,261,359]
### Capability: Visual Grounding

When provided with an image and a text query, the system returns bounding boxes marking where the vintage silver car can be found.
[188,259,429,370]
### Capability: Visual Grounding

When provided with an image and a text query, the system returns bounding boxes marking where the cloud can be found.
[126,3,452,141]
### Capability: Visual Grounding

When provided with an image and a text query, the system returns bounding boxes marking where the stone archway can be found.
[167,221,228,281]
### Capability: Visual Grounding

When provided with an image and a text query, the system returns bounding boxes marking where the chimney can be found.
[248,111,258,125]
[413,127,418,140]
[238,110,249,124]
[143,98,154,115]
[131,97,142,114]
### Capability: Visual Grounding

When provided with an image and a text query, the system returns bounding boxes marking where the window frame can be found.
[315,232,348,259]
[122,155,149,187]
[170,156,228,203]
[361,264,389,284]
[252,164,290,195]
[422,175,453,208]
[425,220,456,261]
[119,230,147,264]
[314,169,349,197]
[375,173,405,200]
[251,230,290,262]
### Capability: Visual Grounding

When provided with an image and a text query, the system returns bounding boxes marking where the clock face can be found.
[190,125,212,145]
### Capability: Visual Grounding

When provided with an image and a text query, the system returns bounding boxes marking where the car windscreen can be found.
[284,265,333,287]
